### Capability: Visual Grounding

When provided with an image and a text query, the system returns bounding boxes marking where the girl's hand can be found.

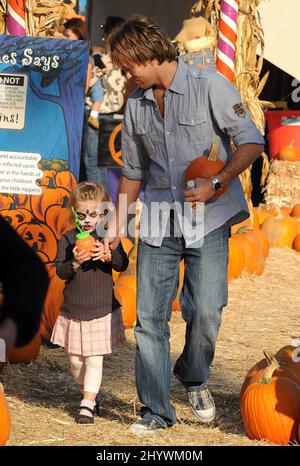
[72,246,90,265]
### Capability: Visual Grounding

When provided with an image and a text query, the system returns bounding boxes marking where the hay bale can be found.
[264,160,300,207]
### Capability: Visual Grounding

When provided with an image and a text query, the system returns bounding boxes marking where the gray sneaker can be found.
[188,386,216,423]
[129,413,167,435]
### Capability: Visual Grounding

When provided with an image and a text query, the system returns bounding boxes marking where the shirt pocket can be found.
[178,111,209,144]
[135,123,156,154]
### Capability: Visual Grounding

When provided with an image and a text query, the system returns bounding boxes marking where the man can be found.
[104,15,264,434]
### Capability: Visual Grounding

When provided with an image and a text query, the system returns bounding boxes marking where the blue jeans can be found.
[81,111,109,191]
[135,223,229,426]
[90,79,104,103]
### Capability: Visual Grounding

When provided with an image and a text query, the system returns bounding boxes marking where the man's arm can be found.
[184,143,264,204]
[103,175,143,252]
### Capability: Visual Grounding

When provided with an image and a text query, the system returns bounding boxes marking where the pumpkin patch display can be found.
[45,204,71,240]
[16,220,57,262]
[240,354,300,445]
[290,203,300,218]
[54,171,77,192]
[184,141,227,197]
[0,384,10,446]
[30,186,70,222]
[0,208,34,229]
[0,194,14,210]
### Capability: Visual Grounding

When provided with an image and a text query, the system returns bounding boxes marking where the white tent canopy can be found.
[258,0,300,80]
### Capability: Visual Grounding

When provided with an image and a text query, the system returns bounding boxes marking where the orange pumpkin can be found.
[37,169,56,187]
[227,235,246,281]
[30,186,70,222]
[290,203,300,218]
[54,171,77,192]
[0,194,14,210]
[240,357,300,445]
[231,204,260,234]
[255,206,276,225]
[231,228,265,275]
[114,281,136,328]
[278,141,299,161]
[185,141,227,197]
[261,214,298,248]
[244,227,270,258]
[172,260,185,311]
[280,206,292,216]
[0,385,10,446]
[293,234,300,252]
[16,220,57,262]
[40,264,65,341]
[13,194,31,210]
[0,208,34,229]
[275,345,300,381]
[45,204,72,240]
[8,333,41,364]
[240,351,300,400]
[75,233,96,259]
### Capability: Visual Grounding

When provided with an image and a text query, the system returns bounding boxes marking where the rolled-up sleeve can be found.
[208,74,265,147]
[121,103,149,180]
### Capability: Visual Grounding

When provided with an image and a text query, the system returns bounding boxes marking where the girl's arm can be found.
[55,234,75,280]
[111,241,129,272]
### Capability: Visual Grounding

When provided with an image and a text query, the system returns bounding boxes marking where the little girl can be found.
[51,182,128,424]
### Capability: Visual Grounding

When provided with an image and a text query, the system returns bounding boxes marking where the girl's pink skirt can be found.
[51,308,126,356]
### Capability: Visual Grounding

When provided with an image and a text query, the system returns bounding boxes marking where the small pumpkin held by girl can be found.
[51,182,129,423]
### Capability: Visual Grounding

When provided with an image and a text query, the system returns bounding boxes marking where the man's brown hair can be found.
[108,15,176,68]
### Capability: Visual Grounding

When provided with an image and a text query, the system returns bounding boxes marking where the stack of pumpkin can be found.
[240,345,300,445]
[257,203,300,252]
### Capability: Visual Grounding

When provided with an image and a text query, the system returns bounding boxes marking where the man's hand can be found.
[91,240,112,262]
[103,236,120,254]
[183,178,215,206]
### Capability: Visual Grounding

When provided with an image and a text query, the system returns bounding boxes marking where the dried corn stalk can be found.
[0,0,6,34]
[25,0,68,37]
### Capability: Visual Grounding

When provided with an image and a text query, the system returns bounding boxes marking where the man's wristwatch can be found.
[210,176,223,193]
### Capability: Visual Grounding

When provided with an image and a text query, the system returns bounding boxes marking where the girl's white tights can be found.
[69,354,103,417]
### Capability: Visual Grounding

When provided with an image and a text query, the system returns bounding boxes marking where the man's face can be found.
[121,60,158,89]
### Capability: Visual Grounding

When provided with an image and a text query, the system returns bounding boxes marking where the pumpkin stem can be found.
[260,351,280,384]
[208,140,219,162]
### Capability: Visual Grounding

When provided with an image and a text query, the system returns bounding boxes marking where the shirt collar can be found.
[142,58,187,101]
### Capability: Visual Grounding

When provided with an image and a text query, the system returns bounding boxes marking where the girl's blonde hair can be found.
[68,182,111,227]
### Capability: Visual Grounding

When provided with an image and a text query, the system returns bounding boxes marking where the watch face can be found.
[214,181,222,191]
